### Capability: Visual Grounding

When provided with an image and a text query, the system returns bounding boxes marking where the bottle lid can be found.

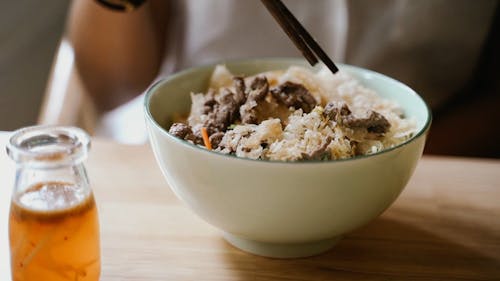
[6,126,90,168]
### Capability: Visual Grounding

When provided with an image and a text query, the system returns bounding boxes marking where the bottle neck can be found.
[13,163,90,196]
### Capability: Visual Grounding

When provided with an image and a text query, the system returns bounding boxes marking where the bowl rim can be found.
[144,57,432,165]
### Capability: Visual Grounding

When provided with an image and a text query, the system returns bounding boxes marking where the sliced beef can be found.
[203,89,241,133]
[233,77,247,104]
[218,89,240,122]
[202,77,257,132]
[209,132,225,149]
[323,102,391,135]
[343,111,391,134]
[169,123,191,139]
[169,123,202,144]
[240,76,270,124]
[301,136,332,161]
[240,108,258,125]
[324,102,351,121]
[202,89,217,114]
[271,81,317,113]
[248,76,269,100]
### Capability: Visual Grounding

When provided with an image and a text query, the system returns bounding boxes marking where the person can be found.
[0,1,70,130]
[68,0,500,157]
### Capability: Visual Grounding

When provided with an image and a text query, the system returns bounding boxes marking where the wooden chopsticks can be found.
[261,0,339,74]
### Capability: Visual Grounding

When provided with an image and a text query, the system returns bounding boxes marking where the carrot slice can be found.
[201,127,212,150]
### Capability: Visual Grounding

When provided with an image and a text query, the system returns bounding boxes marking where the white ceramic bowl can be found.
[144,58,431,258]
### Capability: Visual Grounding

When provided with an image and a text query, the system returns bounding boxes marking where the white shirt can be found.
[96,0,497,143]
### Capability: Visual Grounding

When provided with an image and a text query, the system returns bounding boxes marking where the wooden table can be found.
[1,132,499,280]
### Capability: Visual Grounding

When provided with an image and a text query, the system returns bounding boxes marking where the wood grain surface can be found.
[1,134,499,281]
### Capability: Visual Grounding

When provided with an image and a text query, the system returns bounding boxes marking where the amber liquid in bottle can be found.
[9,181,100,281]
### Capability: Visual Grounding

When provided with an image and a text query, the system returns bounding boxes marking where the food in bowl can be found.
[168,65,416,161]
[145,59,431,258]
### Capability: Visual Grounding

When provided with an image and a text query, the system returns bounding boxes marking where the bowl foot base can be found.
[223,233,341,258]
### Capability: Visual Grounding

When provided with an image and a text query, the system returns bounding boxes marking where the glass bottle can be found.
[6,126,100,281]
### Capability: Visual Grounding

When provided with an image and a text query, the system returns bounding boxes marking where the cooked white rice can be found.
[187,65,416,161]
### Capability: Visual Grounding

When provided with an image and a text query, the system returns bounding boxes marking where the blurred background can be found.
[0,2,70,130]
[1,0,499,158]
